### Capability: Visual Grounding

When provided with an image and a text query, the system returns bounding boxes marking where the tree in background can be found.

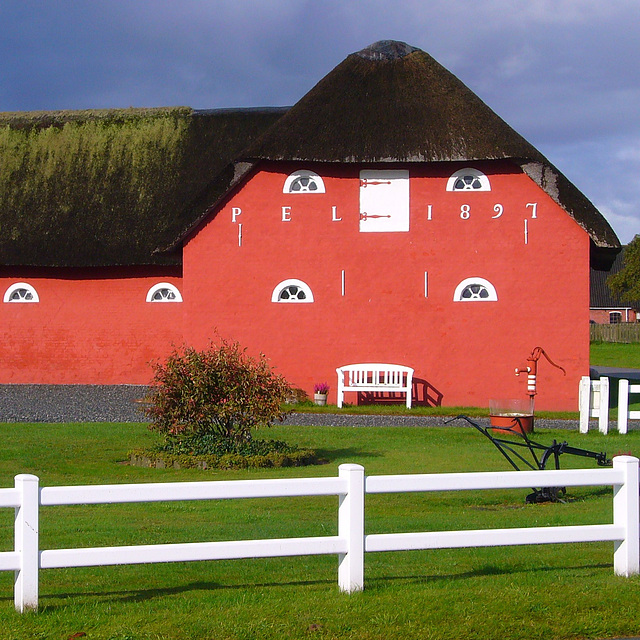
[608,235,640,301]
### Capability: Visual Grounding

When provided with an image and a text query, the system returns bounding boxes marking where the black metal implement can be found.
[447,415,611,503]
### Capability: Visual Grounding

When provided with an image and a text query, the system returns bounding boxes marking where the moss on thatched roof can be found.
[0,106,286,266]
[242,40,619,251]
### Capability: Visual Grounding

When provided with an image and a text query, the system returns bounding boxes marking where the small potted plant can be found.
[313,382,330,406]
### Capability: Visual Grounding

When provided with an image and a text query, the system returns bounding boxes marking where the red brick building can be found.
[0,41,620,410]
[590,245,640,324]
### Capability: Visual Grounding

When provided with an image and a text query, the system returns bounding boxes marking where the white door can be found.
[359,170,409,232]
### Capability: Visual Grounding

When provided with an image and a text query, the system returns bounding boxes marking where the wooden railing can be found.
[591,323,640,343]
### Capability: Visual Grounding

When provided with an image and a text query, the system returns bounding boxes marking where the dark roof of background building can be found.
[0,41,620,268]
[591,246,640,308]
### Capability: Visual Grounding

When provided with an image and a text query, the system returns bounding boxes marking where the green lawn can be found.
[0,422,639,639]
[590,341,640,368]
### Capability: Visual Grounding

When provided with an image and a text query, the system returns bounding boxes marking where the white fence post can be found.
[579,376,591,433]
[338,463,364,592]
[598,377,610,434]
[14,474,39,612]
[579,376,610,433]
[613,456,640,576]
[618,379,630,435]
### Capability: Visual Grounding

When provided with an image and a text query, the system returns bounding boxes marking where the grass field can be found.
[0,422,639,639]
[590,341,640,368]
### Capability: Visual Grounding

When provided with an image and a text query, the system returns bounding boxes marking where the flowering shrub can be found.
[314,382,330,395]
[144,339,292,444]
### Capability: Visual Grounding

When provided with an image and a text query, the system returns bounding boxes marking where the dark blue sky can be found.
[1,0,638,242]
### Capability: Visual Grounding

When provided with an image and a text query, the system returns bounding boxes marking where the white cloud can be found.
[616,146,640,163]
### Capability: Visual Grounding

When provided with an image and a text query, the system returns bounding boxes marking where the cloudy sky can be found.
[1,0,638,243]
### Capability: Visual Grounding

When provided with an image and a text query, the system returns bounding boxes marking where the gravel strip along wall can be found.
[0,385,598,429]
[282,413,583,430]
[0,385,150,422]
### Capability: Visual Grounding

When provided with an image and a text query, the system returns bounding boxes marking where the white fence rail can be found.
[579,376,640,434]
[2,458,638,612]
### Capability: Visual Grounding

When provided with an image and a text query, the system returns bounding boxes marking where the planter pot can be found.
[489,398,534,434]
[314,393,327,406]
[489,414,534,435]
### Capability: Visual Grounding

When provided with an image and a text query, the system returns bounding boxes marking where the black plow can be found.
[447,415,611,503]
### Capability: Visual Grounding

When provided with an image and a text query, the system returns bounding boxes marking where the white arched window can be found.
[446,168,491,192]
[271,279,314,303]
[453,278,498,302]
[283,170,326,194]
[3,282,39,303]
[146,283,183,303]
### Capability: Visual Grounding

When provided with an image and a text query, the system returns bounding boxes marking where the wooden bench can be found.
[336,363,414,409]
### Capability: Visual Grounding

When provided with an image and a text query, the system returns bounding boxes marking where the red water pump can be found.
[515,347,566,412]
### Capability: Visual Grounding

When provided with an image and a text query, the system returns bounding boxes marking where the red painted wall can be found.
[183,161,590,411]
[0,267,183,384]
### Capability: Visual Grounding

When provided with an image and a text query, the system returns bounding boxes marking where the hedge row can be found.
[129,448,322,470]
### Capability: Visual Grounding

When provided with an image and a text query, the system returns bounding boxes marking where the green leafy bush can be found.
[144,339,292,445]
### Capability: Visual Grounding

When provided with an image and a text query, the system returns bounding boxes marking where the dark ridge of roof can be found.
[356,40,420,61]
[0,106,285,267]
[242,41,619,251]
[193,107,290,116]
[591,245,640,308]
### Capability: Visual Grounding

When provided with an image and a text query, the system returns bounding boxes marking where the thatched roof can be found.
[0,40,619,268]
[242,40,619,253]
[0,106,285,267]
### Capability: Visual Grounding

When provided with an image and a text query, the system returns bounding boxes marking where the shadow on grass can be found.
[365,560,612,588]
[28,578,335,610]
[15,560,611,611]
[312,447,382,462]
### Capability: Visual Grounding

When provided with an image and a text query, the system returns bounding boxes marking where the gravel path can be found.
[0,384,629,431]
[282,413,587,430]
[0,384,149,422]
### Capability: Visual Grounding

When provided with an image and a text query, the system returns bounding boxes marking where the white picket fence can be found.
[579,376,640,433]
[2,459,639,612]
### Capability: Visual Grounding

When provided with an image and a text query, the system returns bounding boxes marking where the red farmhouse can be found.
[0,41,620,411]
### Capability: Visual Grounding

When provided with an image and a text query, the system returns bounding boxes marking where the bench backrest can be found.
[337,364,413,388]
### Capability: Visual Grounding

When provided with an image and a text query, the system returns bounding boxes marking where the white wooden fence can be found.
[2,458,638,612]
[579,376,640,434]
[579,376,610,433]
